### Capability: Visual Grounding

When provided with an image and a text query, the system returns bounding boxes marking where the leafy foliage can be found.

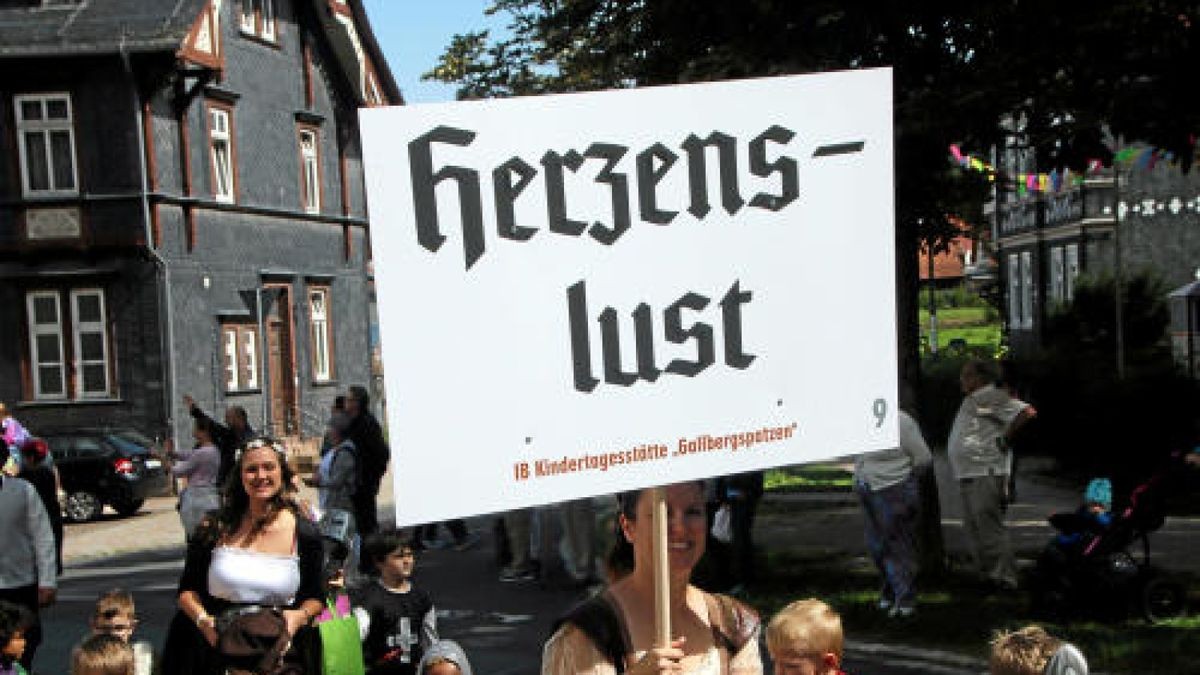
[423,1,1200,382]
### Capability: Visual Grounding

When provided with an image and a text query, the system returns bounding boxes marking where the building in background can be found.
[0,0,400,451]
[993,132,1200,358]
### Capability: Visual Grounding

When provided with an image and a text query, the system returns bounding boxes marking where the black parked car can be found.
[42,430,171,522]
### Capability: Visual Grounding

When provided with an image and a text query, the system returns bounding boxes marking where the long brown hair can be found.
[197,437,300,546]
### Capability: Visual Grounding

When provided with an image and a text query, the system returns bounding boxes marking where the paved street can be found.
[40,514,984,675]
[30,456,1198,673]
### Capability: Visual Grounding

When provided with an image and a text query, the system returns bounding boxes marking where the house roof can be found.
[0,0,210,57]
[346,0,401,104]
[0,0,400,105]
[919,235,972,281]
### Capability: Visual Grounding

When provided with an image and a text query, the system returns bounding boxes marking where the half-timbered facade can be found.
[0,0,400,449]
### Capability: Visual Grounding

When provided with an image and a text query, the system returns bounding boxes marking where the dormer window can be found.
[240,0,276,42]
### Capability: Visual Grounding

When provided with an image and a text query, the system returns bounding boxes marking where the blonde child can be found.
[766,599,846,675]
[990,625,1089,675]
[72,634,134,675]
[88,590,156,675]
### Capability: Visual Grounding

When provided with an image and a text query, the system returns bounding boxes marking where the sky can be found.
[361,0,506,104]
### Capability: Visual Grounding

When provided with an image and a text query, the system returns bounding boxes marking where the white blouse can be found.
[208,546,300,605]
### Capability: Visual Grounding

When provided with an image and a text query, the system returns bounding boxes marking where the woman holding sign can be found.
[541,482,762,674]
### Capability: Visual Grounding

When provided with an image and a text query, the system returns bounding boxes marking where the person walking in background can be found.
[0,472,56,671]
[16,440,64,576]
[307,412,361,575]
[853,406,932,618]
[170,420,221,540]
[949,358,1036,591]
[182,395,254,486]
[557,498,596,586]
[499,509,538,583]
[715,470,765,595]
[0,403,30,474]
[345,385,389,540]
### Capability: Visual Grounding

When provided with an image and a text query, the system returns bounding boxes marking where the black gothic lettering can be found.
[542,150,587,236]
[664,292,715,377]
[681,132,744,219]
[583,143,632,245]
[408,126,485,269]
[636,143,679,225]
[493,157,538,241]
[748,125,799,212]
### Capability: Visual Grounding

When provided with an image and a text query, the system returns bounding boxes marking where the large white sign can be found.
[361,69,898,526]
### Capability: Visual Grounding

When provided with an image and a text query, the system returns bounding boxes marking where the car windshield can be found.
[104,432,155,457]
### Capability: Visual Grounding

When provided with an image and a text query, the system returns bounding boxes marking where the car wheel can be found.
[64,491,103,522]
[1141,577,1187,623]
[112,497,145,518]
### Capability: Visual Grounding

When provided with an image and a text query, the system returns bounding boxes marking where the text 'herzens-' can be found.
[408,124,801,270]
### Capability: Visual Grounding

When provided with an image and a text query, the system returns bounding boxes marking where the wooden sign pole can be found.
[651,486,671,647]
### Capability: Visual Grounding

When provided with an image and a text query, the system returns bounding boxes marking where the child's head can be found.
[90,589,138,643]
[365,530,416,585]
[419,639,473,675]
[766,599,844,675]
[990,625,1061,675]
[19,438,49,469]
[0,600,32,664]
[1083,478,1112,514]
[72,633,134,675]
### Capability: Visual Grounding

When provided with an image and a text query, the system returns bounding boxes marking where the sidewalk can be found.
[763,452,1200,576]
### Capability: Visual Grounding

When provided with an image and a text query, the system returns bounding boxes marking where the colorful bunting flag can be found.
[948,138,1199,193]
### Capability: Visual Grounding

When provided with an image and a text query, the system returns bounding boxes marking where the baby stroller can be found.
[1030,456,1188,623]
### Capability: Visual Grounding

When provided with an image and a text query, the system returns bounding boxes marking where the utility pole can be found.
[928,240,939,358]
[1113,147,1126,380]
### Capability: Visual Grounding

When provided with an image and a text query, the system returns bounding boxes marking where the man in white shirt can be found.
[948,359,1036,590]
[0,473,57,670]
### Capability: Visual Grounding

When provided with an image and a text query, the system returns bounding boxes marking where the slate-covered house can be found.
[994,137,1200,358]
[0,0,400,450]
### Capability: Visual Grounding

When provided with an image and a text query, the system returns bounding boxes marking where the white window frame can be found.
[1007,253,1021,328]
[1065,243,1080,302]
[70,288,111,398]
[26,291,67,400]
[309,287,332,382]
[240,0,276,41]
[221,324,260,392]
[244,327,259,390]
[1049,246,1065,306]
[223,328,240,392]
[299,129,320,214]
[1020,251,1034,329]
[208,106,234,203]
[14,93,79,198]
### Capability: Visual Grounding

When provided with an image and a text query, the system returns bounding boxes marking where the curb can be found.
[845,639,986,673]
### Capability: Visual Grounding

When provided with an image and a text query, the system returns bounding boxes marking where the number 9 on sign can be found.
[872,398,887,427]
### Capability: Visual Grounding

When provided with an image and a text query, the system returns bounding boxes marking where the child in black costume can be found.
[352,531,438,675]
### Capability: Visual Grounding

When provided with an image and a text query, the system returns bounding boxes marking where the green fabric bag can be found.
[317,595,365,675]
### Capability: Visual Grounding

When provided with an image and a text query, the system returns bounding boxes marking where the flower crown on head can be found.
[235,437,288,464]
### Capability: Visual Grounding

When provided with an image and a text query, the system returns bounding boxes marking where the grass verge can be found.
[764,464,854,492]
[743,549,1200,674]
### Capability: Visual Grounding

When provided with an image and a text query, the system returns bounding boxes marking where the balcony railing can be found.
[996,182,1115,240]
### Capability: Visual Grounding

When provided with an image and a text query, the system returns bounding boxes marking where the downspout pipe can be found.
[121,42,177,450]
